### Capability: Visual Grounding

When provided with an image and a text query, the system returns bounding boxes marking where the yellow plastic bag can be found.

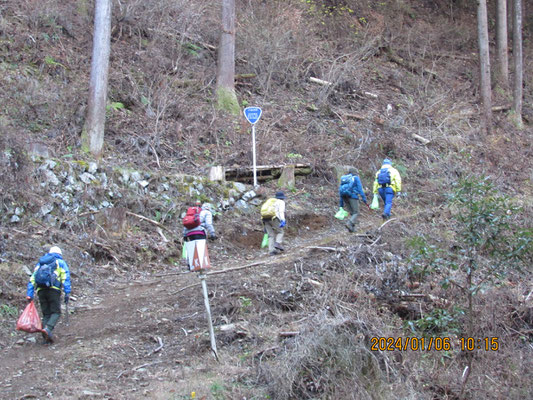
[335,207,349,220]
[182,244,187,259]
[261,233,269,248]
[370,194,380,210]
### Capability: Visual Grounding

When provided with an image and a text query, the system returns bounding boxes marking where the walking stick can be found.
[65,300,69,326]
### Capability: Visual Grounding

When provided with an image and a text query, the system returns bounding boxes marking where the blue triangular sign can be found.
[244,107,262,125]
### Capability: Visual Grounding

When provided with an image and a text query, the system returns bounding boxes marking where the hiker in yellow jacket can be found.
[260,192,286,255]
[373,159,402,220]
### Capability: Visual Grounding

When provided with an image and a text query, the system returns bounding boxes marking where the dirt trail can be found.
[0,210,395,399]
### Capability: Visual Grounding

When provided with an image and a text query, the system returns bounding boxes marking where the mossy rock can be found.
[216,87,240,115]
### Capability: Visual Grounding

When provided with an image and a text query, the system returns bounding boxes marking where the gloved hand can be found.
[209,234,217,241]
[279,220,286,228]
[26,296,33,303]
[64,294,70,304]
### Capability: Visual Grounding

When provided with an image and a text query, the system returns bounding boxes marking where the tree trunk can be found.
[82,0,112,158]
[507,0,513,34]
[216,0,239,115]
[495,0,509,89]
[512,0,523,128]
[477,0,492,134]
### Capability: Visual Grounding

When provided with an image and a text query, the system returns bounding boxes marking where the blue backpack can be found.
[377,167,391,186]
[339,174,353,196]
[34,260,59,288]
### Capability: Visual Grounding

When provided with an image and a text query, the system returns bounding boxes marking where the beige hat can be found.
[49,246,62,255]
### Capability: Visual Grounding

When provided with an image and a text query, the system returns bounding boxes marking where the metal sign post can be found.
[185,239,218,360]
[199,273,218,361]
[243,106,262,188]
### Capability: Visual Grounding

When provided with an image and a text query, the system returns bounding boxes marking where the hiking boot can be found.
[274,243,284,251]
[382,214,389,221]
[345,223,355,233]
[42,327,54,343]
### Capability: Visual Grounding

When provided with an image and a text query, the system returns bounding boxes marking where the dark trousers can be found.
[38,288,61,332]
[342,196,360,230]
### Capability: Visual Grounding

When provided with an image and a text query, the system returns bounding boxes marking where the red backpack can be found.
[183,206,202,229]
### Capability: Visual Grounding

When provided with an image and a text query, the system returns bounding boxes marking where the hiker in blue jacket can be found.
[373,158,402,220]
[339,167,367,232]
[26,246,71,343]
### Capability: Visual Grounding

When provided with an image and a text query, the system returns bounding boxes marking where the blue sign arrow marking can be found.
[244,107,262,125]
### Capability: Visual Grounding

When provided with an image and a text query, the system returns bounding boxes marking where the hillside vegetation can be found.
[0,0,532,399]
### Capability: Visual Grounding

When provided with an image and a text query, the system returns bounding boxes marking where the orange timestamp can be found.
[370,336,500,352]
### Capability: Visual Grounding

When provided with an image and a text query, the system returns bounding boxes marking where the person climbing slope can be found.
[183,202,217,271]
[372,158,402,220]
[260,192,286,255]
[339,167,367,232]
[26,246,71,344]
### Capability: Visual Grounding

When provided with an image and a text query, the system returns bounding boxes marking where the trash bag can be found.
[182,244,187,259]
[370,194,380,210]
[16,300,42,333]
[334,208,349,220]
[261,233,269,248]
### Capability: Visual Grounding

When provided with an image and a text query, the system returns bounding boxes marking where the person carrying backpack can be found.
[339,167,368,232]
[182,202,217,271]
[26,246,71,343]
[373,158,402,220]
[183,202,217,241]
[260,192,286,255]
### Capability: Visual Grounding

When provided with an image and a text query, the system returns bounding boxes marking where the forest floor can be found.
[1,203,395,400]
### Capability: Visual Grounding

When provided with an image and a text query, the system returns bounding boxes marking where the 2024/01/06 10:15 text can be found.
[370,337,500,352]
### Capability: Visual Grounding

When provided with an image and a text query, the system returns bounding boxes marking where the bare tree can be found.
[216,0,239,115]
[512,0,523,127]
[82,0,112,157]
[495,0,509,89]
[477,0,492,134]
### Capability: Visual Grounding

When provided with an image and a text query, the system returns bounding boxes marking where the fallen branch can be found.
[306,246,337,252]
[378,218,397,231]
[254,346,280,359]
[385,47,437,78]
[126,211,171,232]
[147,336,164,356]
[171,282,201,295]
[157,227,169,243]
[207,261,264,276]
[369,235,382,247]
[164,261,264,281]
[399,293,427,299]
[132,360,163,371]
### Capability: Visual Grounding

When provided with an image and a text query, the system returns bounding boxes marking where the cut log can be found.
[309,77,332,86]
[364,91,379,99]
[221,163,312,184]
[412,134,431,145]
[278,165,295,189]
[208,166,225,182]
